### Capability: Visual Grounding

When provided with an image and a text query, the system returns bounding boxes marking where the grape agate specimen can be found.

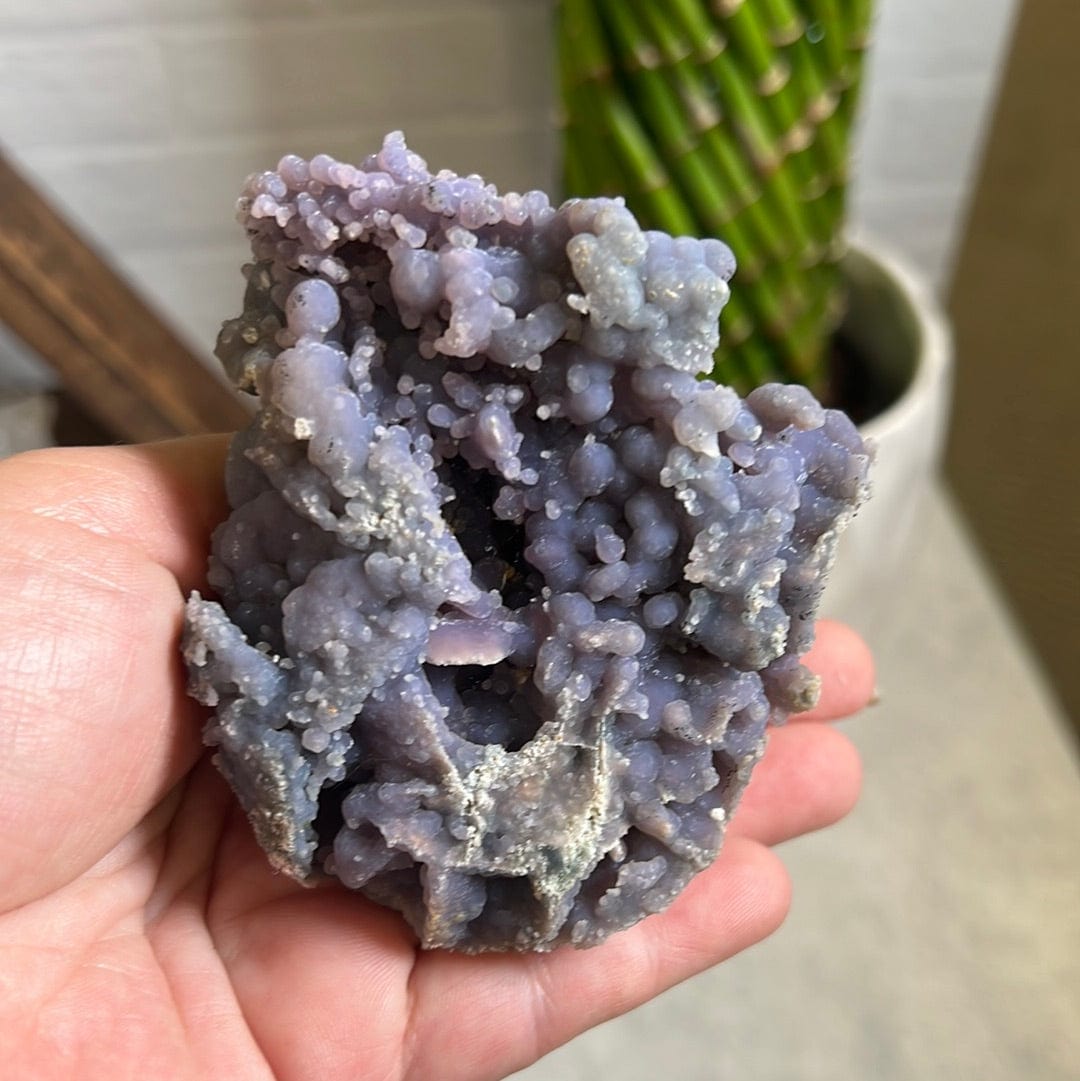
[183,132,871,952]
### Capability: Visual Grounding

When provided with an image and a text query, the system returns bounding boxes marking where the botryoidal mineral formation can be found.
[183,132,871,952]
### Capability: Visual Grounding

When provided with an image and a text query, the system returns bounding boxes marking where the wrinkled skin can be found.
[0,436,872,1081]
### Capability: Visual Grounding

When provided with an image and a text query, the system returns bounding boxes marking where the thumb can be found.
[0,438,229,911]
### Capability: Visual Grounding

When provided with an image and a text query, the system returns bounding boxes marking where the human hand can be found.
[0,437,873,1081]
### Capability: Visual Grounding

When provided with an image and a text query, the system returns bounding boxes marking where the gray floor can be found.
[514,488,1080,1081]
[0,393,54,460]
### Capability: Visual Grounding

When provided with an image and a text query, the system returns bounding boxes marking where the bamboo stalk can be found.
[597,0,819,341]
[558,0,870,392]
[637,0,817,248]
[560,0,698,231]
[836,0,874,126]
[802,0,849,86]
[841,0,876,54]
[604,94,701,234]
[758,0,804,46]
[707,0,833,222]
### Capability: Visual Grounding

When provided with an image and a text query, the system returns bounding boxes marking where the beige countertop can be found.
[515,486,1080,1081]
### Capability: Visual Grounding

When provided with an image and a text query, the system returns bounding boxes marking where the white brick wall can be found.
[851,0,1020,288]
[1,0,557,383]
[0,0,1018,386]
[0,30,171,149]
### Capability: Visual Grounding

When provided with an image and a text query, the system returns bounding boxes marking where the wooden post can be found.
[0,150,250,443]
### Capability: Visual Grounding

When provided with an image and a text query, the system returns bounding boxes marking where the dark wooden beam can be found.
[0,150,249,443]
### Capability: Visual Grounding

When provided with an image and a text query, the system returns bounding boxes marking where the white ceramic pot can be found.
[822,242,954,627]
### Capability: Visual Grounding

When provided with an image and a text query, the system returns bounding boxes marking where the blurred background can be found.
[0,1,1076,1078]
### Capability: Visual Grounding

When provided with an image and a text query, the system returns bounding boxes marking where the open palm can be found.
[0,437,872,1081]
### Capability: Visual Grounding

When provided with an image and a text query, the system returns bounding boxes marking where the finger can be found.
[0,435,230,593]
[0,511,203,912]
[404,836,789,1081]
[208,820,417,1081]
[729,724,862,846]
[795,619,876,722]
[0,437,235,911]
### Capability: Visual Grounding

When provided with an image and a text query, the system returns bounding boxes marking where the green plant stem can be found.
[557,0,867,392]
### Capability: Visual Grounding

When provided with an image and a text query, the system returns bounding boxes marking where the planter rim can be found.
[844,235,953,440]
[821,235,954,623]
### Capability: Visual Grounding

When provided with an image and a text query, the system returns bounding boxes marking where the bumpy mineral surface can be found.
[183,132,871,952]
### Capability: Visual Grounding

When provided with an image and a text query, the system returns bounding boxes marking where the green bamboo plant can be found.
[559,0,873,396]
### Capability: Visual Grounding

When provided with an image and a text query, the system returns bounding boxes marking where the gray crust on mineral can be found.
[183,132,871,952]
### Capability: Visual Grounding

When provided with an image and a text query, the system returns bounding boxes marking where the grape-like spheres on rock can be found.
[183,132,871,952]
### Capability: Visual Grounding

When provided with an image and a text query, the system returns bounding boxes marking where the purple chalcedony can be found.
[183,132,871,952]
